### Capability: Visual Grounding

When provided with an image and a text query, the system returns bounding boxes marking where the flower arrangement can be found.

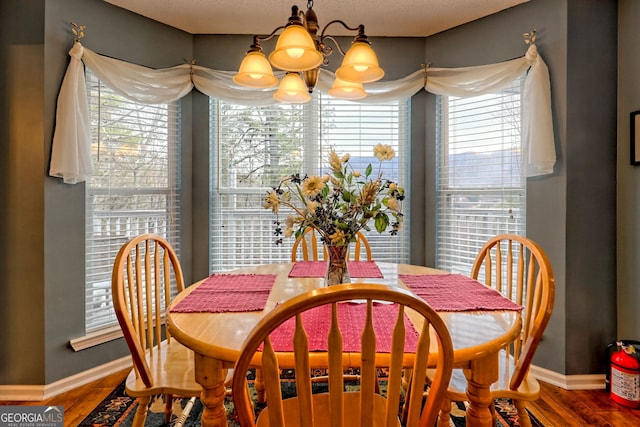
[264,144,405,247]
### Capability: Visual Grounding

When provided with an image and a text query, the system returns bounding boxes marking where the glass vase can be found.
[325,244,351,286]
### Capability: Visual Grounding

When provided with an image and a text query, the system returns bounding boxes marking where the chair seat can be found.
[124,339,201,398]
[446,350,541,401]
[256,391,400,427]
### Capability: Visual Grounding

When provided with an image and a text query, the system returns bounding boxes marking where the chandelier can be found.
[233,0,384,103]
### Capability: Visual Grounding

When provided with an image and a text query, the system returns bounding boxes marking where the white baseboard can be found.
[530,364,606,390]
[0,356,132,401]
[0,359,607,401]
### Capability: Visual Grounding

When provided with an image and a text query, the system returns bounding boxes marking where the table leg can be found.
[194,353,228,427]
[464,353,499,427]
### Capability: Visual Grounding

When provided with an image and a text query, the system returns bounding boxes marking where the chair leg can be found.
[255,368,266,403]
[438,398,453,427]
[402,368,413,393]
[401,370,412,424]
[132,396,150,427]
[514,400,532,427]
[174,397,197,427]
[164,393,174,424]
[489,401,497,424]
[224,368,235,396]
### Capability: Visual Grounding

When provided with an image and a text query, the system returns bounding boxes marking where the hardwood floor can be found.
[529,382,640,426]
[0,369,130,427]
[2,370,640,426]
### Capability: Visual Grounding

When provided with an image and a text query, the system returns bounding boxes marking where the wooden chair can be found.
[111,234,201,426]
[231,283,454,427]
[437,234,555,427]
[291,227,373,261]
[264,226,373,400]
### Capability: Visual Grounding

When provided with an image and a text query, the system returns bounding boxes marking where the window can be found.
[85,70,181,332]
[210,95,410,272]
[436,75,525,275]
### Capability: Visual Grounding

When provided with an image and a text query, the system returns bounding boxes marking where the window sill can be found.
[70,326,123,351]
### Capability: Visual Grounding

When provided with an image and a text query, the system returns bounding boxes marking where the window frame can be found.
[209,95,411,272]
[83,69,182,335]
[435,75,526,275]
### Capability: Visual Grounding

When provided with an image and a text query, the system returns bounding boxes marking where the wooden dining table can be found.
[166,262,522,427]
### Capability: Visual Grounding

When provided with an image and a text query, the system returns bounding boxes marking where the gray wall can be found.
[1,0,193,385]
[0,0,624,385]
[1,0,47,386]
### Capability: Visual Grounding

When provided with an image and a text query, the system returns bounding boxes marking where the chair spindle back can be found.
[232,283,454,427]
[470,234,554,390]
[112,234,185,387]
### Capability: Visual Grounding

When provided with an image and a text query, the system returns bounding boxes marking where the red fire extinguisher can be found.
[609,341,640,408]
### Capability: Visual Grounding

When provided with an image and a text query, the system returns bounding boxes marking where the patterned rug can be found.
[79,372,544,426]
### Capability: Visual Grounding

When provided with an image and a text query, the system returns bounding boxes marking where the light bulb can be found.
[354,65,369,72]
[286,48,305,59]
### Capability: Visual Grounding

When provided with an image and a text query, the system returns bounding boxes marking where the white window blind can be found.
[209,94,410,272]
[436,75,525,275]
[85,70,181,332]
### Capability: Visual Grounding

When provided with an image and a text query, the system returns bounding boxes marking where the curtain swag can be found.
[49,42,555,184]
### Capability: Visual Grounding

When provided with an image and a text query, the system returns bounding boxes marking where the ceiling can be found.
[102,0,529,37]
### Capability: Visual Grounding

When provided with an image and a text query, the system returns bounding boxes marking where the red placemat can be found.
[171,290,270,313]
[288,261,327,277]
[170,274,276,313]
[347,261,384,278]
[399,274,523,312]
[264,303,419,353]
[288,261,384,278]
[193,273,276,292]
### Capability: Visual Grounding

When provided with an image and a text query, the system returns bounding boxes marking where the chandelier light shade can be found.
[328,78,367,100]
[233,51,279,88]
[269,25,324,71]
[335,41,384,83]
[273,72,312,103]
[233,1,384,102]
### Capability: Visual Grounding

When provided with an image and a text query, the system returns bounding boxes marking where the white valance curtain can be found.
[49,42,555,184]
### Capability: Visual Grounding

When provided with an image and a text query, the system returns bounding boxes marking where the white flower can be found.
[263,190,280,213]
[373,143,395,161]
[302,176,325,198]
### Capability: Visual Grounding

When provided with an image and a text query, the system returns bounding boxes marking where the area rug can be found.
[79,373,544,426]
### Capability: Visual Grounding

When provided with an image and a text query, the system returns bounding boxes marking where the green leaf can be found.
[375,213,389,233]
[366,164,373,177]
